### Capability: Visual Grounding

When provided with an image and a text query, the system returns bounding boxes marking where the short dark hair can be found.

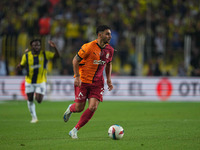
[96,25,111,35]
[30,39,41,46]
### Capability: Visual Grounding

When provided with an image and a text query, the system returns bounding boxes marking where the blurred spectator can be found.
[109,26,119,48]
[194,21,200,50]
[154,58,162,76]
[154,32,165,57]
[146,59,154,76]
[83,18,96,42]
[38,0,50,17]
[17,28,29,56]
[51,30,65,53]
[60,58,73,75]
[177,62,187,76]
[65,16,81,44]
[48,0,60,14]
[23,5,39,36]
[190,49,200,76]
[0,56,8,75]
[117,39,129,67]
[128,43,136,76]
[171,27,183,51]
[38,13,51,35]
[0,0,200,76]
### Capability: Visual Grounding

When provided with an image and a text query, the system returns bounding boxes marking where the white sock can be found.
[72,127,78,133]
[27,101,37,119]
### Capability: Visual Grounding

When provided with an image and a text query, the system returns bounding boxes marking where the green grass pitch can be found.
[0,100,200,150]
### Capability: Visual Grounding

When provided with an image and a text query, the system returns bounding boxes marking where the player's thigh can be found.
[88,82,104,102]
[35,82,46,95]
[74,83,88,103]
[25,82,35,101]
[25,82,35,94]
[35,93,44,103]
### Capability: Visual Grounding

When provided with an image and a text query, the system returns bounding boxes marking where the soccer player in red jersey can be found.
[63,25,114,139]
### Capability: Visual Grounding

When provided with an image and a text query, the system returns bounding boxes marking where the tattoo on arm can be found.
[75,55,82,62]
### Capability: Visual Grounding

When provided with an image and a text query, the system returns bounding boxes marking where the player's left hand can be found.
[107,79,113,91]
[48,40,56,48]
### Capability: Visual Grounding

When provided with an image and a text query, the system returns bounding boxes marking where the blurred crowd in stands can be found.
[0,0,200,76]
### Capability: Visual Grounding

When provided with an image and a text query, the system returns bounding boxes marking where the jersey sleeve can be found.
[20,54,26,66]
[77,44,90,59]
[108,45,114,63]
[45,51,55,60]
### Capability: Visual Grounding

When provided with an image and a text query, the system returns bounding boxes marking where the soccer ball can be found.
[108,124,124,140]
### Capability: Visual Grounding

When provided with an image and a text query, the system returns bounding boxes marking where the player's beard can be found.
[104,38,111,44]
[33,49,40,54]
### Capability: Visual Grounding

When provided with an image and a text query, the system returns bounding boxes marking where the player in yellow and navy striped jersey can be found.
[17,39,60,123]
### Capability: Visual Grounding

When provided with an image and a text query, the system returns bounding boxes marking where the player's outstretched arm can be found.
[48,40,60,58]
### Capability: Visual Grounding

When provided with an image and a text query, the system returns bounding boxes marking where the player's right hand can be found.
[74,77,81,87]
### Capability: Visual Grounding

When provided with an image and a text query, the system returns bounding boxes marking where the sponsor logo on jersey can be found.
[31,64,41,69]
[93,60,106,65]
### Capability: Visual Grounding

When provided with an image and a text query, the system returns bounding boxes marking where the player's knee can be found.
[36,98,42,104]
[75,103,85,112]
[88,106,97,112]
[28,98,34,101]
[35,94,43,103]
[35,97,43,103]
[37,99,42,103]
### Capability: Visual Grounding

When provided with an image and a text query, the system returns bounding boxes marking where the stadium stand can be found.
[0,0,200,76]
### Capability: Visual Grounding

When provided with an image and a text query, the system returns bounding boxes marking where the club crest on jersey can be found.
[106,53,109,59]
